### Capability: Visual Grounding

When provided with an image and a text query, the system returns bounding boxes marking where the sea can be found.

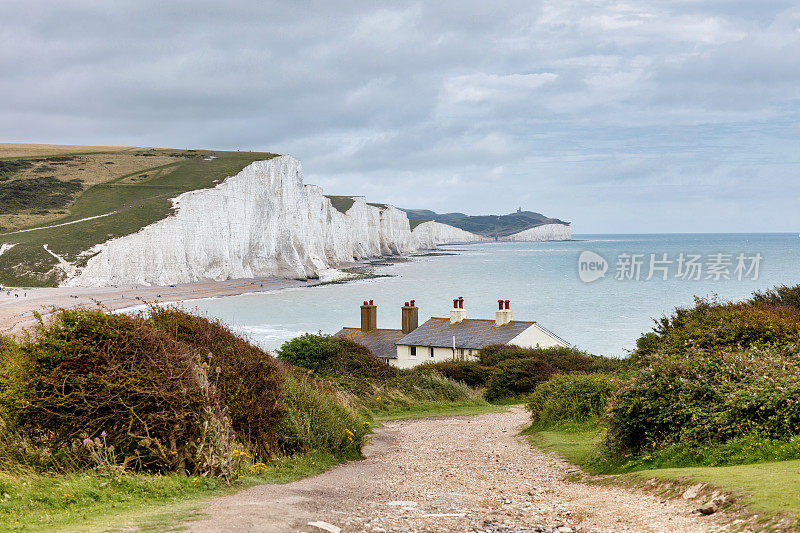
[174,233,800,357]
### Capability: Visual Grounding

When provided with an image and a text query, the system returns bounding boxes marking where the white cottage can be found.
[334,298,569,369]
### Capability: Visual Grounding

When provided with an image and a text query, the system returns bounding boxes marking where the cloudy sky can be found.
[2,1,799,233]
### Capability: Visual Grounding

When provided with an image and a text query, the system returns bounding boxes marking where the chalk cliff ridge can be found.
[503,223,571,241]
[65,156,482,287]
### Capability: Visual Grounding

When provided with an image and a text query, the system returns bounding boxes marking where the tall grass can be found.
[277,369,369,458]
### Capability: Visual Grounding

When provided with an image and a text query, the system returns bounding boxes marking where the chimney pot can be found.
[369,299,373,305]
[402,300,419,334]
[498,299,504,310]
[458,297,464,309]
[404,301,409,307]
[505,300,510,309]
[453,298,458,308]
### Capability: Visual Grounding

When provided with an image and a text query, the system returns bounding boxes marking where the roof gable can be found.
[396,317,535,349]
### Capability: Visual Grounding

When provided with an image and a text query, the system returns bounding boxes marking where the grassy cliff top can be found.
[0,144,279,286]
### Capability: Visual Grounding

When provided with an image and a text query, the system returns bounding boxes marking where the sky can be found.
[1,1,799,234]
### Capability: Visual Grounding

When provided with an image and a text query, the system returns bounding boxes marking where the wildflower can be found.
[101,431,107,437]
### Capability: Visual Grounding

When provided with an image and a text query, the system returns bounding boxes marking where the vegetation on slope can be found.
[0,145,279,286]
[402,208,570,238]
[521,285,800,527]
[324,195,356,215]
[0,307,487,530]
[276,333,485,416]
[415,345,623,402]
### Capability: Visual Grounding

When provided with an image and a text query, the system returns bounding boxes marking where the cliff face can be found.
[502,223,572,241]
[64,156,483,287]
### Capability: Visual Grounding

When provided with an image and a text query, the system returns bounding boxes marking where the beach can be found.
[0,277,312,336]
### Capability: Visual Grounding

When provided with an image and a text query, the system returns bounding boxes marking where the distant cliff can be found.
[65,156,481,286]
[402,208,570,239]
[504,223,571,241]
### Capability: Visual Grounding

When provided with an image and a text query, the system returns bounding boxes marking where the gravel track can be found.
[189,406,735,533]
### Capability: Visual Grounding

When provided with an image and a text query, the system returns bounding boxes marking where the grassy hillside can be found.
[0,144,278,286]
[402,208,570,238]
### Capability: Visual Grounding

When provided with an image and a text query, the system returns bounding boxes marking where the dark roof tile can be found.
[332,328,404,359]
[396,317,534,349]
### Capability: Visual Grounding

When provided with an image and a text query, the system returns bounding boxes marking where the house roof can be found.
[396,317,535,349]
[332,328,404,359]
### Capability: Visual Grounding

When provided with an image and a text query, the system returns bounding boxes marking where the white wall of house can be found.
[392,344,480,369]
[508,324,568,349]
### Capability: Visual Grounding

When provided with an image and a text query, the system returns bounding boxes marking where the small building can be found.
[333,298,569,368]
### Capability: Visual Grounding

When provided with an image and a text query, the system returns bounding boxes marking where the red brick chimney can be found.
[360,300,377,332]
[402,299,419,334]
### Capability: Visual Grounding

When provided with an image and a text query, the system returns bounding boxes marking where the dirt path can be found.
[189,407,734,533]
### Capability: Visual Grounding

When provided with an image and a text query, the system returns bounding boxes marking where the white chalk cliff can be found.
[64,156,483,287]
[503,223,571,241]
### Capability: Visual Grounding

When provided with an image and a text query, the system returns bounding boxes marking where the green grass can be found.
[523,423,604,466]
[324,195,355,214]
[0,450,345,532]
[0,149,278,286]
[627,460,800,516]
[372,399,502,421]
[408,218,431,230]
[525,422,800,523]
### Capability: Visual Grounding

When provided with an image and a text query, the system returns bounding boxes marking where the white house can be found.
[334,298,569,368]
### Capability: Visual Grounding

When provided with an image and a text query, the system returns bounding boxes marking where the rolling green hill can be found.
[401,208,570,238]
[0,145,278,286]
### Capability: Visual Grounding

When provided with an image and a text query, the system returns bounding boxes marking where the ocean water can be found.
[176,233,800,357]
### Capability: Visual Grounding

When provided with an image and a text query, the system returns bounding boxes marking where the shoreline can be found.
[0,253,429,337]
[0,276,315,337]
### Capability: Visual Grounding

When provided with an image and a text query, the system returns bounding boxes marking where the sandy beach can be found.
[0,277,313,337]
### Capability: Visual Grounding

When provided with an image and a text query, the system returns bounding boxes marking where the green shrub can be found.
[0,309,224,475]
[528,374,616,427]
[485,357,558,401]
[0,176,83,213]
[0,310,377,477]
[277,334,395,379]
[636,295,800,359]
[414,361,494,387]
[277,368,369,457]
[479,344,622,374]
[147,307,284,461]
[605,345,800,457]
[749,284,800,312]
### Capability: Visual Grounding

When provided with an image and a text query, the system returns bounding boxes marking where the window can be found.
[410,346,416,356]
[430,347,434,358]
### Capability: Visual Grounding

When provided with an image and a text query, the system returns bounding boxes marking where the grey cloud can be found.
[1,0,798,232]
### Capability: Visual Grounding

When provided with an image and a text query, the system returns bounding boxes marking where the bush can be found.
[479,344,622,374]
[277,334,395,379]
[528,374,616,427]
[636,295,800,359]
[749,284,800,312]
[605,345,800,457]
[147,307,284,461]
[0,309,375,478]
[0,309,225,475]
[277,367,369,457]
[485,357,558,401]
[414,361,494,387]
